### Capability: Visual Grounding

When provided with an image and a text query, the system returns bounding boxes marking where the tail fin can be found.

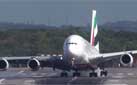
[90,10,100,52]
[95,41,99,52]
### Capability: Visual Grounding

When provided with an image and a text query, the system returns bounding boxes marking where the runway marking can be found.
[127,73,134,76]
[112,75,125,78]
[107,79,120,82]
[67,77,78,85]
[0,79,5,84]
[41,73,48,75]
[17,71,24,74]
[33,75,44,78]
[32,73,37,75]
[24,80,35,85]
[105,84,128,85]
[47,73,57,77]
[117,73,124,75]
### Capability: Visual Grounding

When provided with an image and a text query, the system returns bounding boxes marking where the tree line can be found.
[0,27,137,56]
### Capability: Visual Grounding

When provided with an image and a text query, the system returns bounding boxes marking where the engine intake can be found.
[0,58,9,70]
[120,53,133,67]
[27,58,40,70]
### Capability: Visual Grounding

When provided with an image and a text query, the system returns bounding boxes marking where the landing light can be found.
[60,57,63,60]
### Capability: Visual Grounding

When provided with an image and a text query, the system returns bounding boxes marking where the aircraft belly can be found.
[71,57,104,70]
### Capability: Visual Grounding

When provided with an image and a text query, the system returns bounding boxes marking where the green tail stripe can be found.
[93,16,97,29]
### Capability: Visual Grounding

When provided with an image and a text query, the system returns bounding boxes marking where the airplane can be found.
[0,10,137,77]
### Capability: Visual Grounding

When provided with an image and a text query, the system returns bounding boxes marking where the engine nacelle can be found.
[27,58,40,70]
[0,58,9,70]
[120,53,133,67]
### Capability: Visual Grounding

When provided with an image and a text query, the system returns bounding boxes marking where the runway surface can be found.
[0,67,137,85]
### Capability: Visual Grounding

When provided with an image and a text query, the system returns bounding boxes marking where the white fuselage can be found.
[63,35,99,64]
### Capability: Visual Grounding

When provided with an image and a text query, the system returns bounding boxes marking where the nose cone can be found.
[63,35,84,57]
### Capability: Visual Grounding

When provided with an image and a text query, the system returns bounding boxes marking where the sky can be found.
[0,0,137,26]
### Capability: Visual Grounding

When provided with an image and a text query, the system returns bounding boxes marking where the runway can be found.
[0,68,137,85]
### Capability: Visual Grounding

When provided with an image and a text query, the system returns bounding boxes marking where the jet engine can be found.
[120,53,133,67]
[0,58,9,70]
[27,58,40,70]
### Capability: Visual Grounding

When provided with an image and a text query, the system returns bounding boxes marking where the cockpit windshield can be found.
[66,42,77,45]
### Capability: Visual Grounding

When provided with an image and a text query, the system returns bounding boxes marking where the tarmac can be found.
[0,67,137,85]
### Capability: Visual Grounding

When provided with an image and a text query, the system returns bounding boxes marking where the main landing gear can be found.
[73,71,81,77]
[101,70,107,77]
[89,68,108,77]
[60,68,108,77]
[89,71,97,77]
[60,71,81,77]
[60,71,68,77]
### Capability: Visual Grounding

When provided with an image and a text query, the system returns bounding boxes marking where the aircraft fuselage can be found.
[63,35,100,70]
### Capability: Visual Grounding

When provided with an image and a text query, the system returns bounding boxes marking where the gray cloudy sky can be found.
[0,0,137,26]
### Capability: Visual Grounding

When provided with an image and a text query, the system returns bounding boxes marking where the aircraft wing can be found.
[89,50,137,62]
[1,56,51,60]
[0,55,70,71]
[90,50,137,60]
[101,50,137,58]
[88,50,137,67]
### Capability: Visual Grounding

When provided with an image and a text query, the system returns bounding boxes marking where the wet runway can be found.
[0,67,137,85]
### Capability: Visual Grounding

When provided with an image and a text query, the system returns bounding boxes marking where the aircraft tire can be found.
[73,72,81,77]
[101,70,107,77]
[60,72,68,77]
[89,72,97,77]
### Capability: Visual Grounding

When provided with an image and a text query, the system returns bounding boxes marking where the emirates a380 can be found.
[0,10,137,77]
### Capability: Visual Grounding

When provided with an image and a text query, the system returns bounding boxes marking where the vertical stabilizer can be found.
[95,42,100,52]
[90,10,99,52]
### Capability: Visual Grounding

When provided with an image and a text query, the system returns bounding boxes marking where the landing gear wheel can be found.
[73,72,81,77]
[89,72,97,77]
[60,72,68,77]
[101,70,107,77]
